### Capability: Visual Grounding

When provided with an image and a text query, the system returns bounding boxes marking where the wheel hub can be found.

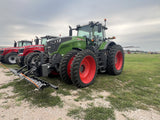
[8,55,16,64]
[115,51,123,70]
[79,55,96,84]
[80,64,85,73]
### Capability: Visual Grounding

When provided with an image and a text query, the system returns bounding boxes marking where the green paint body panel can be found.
[50,36,86,56]
[99,41,108,50]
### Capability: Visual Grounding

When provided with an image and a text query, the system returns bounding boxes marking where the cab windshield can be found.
[18,42,23,47]
[77,25,104,41]
[23,42,32,46]
[93,26,104,41]
[41,38,47,45]
[77,25,92,39]
[18,41,32,47]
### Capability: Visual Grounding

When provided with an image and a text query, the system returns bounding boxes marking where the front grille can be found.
[44,46,48,53]
[47,42,60,54]
[18,48,24,53]
[47,37,72,54]
[0,50,4,54]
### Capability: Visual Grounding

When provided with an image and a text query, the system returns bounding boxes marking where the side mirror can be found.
[69,26,72,36]
[35,36,39,45]
[98,24,102,33]
[14,41,17,47]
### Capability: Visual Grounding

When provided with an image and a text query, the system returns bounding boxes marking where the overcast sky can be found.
[0,0,160,51]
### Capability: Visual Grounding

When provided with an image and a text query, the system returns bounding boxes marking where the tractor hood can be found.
[0,48,4,51]
[3,45,31,51]
[3,47,20,50]
[46,36,72,54]
[23,45,44,49]
[47,36,72,43]
[18,45,44,54]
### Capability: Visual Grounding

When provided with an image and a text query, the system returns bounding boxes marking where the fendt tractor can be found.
[10,19,124,90]
[16,36,58,66]
[0,40,32,64]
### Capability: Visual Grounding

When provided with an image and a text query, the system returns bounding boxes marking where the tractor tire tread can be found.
[106,45,124,75]
[27,52,40,69]
[24,53,33,65]
[59,50,78,84]
[71,49,97,88]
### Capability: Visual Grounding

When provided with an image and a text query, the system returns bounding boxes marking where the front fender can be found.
[99,41,116,50]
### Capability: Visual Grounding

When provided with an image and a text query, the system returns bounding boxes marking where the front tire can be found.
[71,49,97,88]
[59,50,78,84]
[4,52,18,64]
[106,45,124,75]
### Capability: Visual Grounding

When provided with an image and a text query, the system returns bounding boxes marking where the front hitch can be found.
[0,63,58,90]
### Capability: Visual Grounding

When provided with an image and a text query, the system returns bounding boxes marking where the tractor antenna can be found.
[104,18,107,27]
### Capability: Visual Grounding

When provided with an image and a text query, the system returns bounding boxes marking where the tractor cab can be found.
[17,40,32,47]
[41,35,58,45]
[69,20,108,48]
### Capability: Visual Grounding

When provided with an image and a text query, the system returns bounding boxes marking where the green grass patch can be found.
[81,54,160,111]
[5,73,13,76]
[84,107,115,120]
[67,107,84,119]
[1,63,20,69]
[0,78,62,107]
[74,88,93,101]
[0,81,15,89]
[0,92,3,98]
[0,105,11,109]
[107,54,160,111]
[68,106,115,120]
[13,80,62,107]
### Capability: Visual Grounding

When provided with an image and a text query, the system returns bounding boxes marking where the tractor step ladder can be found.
[97,50,107,73]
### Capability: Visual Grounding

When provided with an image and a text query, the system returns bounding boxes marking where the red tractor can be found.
[0,40,32,64]
[16,36,58,66]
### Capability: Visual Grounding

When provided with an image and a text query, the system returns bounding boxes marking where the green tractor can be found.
[11,20,124,89]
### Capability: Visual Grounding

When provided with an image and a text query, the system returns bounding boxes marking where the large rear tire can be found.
[4,52,18,64]
[106,45,124,75]
[27,52,41,69]
[24,53,32,65]
[16,56,23,67]
[59,50,78,84]
[71,49,97,88]
[27,52,42,76]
